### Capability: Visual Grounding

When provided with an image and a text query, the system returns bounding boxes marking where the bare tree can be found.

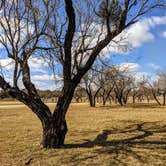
[130,83,139,104]
[148,71,166,105]
[109,67,133,105]
[82,69,102,107]
[98,67,115,106]
[73,87,86,103]
[157,71,166,105]
[130,79,145,104]
[0,0,165,148]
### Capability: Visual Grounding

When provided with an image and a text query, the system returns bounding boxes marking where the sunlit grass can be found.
[0,102,166,165]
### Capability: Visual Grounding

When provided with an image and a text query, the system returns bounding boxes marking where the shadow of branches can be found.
[65,122,166,165]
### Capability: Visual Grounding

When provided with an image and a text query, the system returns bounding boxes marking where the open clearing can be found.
[0,102,166,166]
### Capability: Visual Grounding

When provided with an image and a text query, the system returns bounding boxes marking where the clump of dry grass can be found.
[0,102,166,166]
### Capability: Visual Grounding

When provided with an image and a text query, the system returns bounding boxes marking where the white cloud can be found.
[134,72,158,83]
[162,31,166,38]
[28,57,49,73]
[126,22,154,47]
[103,15,166,55]
[0,57,50,73]
[117,62,140,72]
[31,73,62,90]
[0,58,13,70]
[124,16,166,48]
[31,74,62,81]
[32,80,62,91]
[0,18,34,49]
[134,72,151,81]
[147,63,160,70]
[83,15,166,56]
[32,81,50,90]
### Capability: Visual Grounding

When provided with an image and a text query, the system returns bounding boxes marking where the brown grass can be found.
[0,102,166,166]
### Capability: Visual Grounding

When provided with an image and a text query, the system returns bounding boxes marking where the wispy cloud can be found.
[134,72,158,82]
[162,31,166,38]
[31,74,62,81]
[125,15,166,48]
[117,62,141,72]
[147,63,160,70]
[0,57,50,73]
[0,58,13,70]
[28,57,49,73]
[106,15,166,54]
[32,80,62,91]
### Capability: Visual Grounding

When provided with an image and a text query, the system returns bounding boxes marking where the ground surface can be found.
[0,102,166,166]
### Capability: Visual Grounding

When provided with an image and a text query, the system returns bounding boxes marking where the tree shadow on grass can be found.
[64,122,166,165]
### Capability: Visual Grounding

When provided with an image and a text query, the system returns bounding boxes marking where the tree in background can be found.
[148,70,166,106]
[82,69,102,107]
[0,0,165,148]
[98,67,115,106]
[73,87,86,103]
[110,67,133,105]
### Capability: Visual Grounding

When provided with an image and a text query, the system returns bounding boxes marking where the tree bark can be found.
[41,82,76,148]
[103,99,106,106]
[88,93,96,107]
[163,93,166,106]
[151,89,161,106]
[42,117,67,148]
[132,96,136,104]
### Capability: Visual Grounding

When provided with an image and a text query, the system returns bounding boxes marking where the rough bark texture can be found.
[42,118,67,148]
[41,82,77,148]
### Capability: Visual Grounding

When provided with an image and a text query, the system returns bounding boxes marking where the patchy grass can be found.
[0,102,166,166]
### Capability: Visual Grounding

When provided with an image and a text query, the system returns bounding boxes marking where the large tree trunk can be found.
[42,118,67,148]
[41,83,76,148]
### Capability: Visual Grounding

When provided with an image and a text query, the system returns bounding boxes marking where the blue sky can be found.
[111,31,166,71]
[0,6,166,90]
[108,10,166,81]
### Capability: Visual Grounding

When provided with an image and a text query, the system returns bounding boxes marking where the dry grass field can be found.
[0,102,166,166]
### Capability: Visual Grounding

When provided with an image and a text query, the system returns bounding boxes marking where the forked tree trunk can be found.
[41,84,76,148]
[42,118,67,148]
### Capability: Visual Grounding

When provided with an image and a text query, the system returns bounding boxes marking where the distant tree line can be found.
[1,66,166,107]
[73,65,166,107]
